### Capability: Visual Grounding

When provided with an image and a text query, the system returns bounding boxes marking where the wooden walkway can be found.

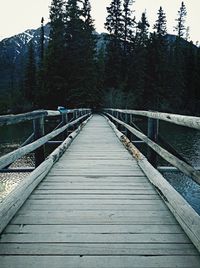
[0,115,200,267]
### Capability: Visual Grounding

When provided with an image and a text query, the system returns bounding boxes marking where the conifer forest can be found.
[1,0,200,115]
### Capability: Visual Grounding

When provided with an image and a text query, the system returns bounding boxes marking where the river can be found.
[0,119,200,214]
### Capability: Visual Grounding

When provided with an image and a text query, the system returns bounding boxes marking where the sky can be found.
[0,0,199,43]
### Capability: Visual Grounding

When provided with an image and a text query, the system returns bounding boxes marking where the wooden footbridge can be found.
[0,109,200,267]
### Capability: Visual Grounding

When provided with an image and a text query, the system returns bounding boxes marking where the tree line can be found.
[20,1,200,114]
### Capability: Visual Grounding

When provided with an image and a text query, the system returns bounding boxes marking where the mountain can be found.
[0,24,51,93]
[0,25,107,94]
[0,24,194,95]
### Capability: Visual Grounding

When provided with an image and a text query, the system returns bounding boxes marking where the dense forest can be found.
[1,0,200,115]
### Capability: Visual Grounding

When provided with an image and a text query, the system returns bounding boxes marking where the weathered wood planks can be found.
[0,114,200,268]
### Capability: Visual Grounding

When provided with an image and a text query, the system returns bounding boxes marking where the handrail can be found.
[0,110,47,126]
[104,114,200,253]
[0,115,92,234]
[0,108,91,170]
[0,113,90,169]
[104,111,200,186]
[0,108,91,126]
[105,108,200,130]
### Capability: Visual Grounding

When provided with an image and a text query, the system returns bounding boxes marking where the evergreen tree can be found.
[122,0,135,49]
[24,40,36,107]
[174,1,187,38]
[40,17,45,65]
[169,2,188,111]
[146,7,168,110]
[64,0,97,107]
[41,0,66,108]
[136,12,149,46]
[104,0,123,92]
[129,12,149,108]
[153,6,167,36]
[194,47,200,114]
[81,0,99,107]
[35,17,45,108]
[120,0,135,96]
[184,41,198,112]
[96,47,106,107]
[105,0,123,37]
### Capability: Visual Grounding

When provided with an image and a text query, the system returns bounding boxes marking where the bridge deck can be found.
[0,115,200,267]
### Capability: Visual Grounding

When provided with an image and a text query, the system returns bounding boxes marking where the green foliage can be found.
[2,0,200,115]
[24,40,36,106]
[174,1,187,38]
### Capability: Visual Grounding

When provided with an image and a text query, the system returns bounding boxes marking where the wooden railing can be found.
[103,108,200,253]
[0,108,92,234]
[0,108,91,172]
[104,109,200,186]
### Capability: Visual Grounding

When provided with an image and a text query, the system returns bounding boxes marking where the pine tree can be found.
[129,12,149,108]
[136,12,149,46]
[105,0,123,37]
[169,2,188,112]
[153,6,167,36]
[104,0,123,92]
[79,0,98,107]
[96,47,106,107]
[24,40,36,107]
[64,0,97,107]
[146,7,168,110]
[35,17,45,108]
[122,0,135,49]
[40,17,45,65]
[41,0,66,108]
[174,1,187,38]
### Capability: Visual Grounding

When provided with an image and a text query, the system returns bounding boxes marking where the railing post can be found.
[129,114,133,142]
[147,117,159,167]
[76,110,79,128]
[61,112,68,139]
[33,117,45,167]
[116,111,119,129]
[124,113,128,137]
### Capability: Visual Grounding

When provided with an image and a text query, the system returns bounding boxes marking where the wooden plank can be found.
[39,182,150,186]
[28,194,161,200]
[48,171,144,176]
[1,114,199,267]
[1,256,200,268]
[37,184,154,190]
[15,210,173,217]
[11,215,177,225]
[32,189,157,195]
[5,224,183,234]
[19,203,167,212]
[45,175,147,179]
[0,243,197,256]
[0,233,190,243]
[23,199,164,205]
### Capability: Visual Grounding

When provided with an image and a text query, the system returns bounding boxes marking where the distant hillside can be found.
[0,25,107,94]
[0,24,194,95]
[0,24,51,93]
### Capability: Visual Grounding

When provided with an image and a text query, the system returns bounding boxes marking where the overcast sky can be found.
[0,0,199,43]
